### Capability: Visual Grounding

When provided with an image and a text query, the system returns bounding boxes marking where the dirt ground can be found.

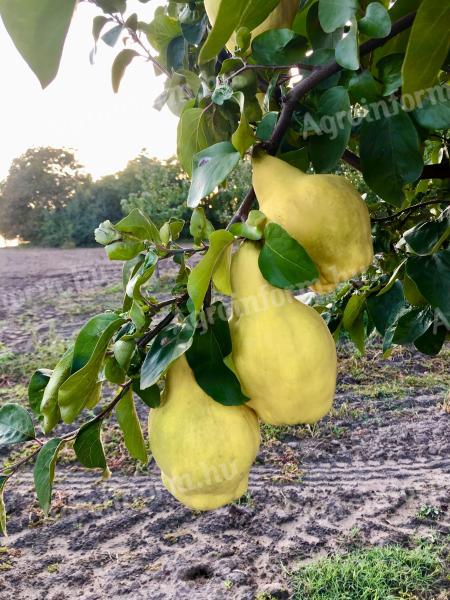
[0,247,449,600]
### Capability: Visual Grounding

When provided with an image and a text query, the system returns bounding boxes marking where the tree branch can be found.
[226,62,316,83]
[137,310,177,348]
[371,199,450,222]
[228,12,418,224]
[268,12,416,153]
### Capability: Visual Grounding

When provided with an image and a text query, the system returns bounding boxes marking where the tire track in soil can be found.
[2,391,449,600]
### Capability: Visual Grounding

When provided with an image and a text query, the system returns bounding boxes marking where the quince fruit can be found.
[230,242,337,425]
[252,153,374,293]
[149,356,260,511]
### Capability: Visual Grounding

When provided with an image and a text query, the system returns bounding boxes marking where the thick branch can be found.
[229,12,417,224]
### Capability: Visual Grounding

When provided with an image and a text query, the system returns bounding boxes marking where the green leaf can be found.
[366,280,406,336]
[169,218,185,241]
[186,302,248,406]
[403,212,450,255]
[402,0,450,106]
[412,88,450,130]
[335,18,359,70]
[0,476,8,536]
[309,86,351,172]
[307,2,343,50]
[28,369,52,415]
[343,294,366,330]
[392,307,434,345]
[74,420,107,470]
[112,49,139,93]
[126,251,158,303]
[181,12,207,45]
[0,0,77,88]
[145,12,181,53]
[140,317,196,389]
[212,243,233,295]
[406,250,450,323]
[318,0,359,33]
[259,223,319,289]
[251,29,309,66]
[33,438,64,516]
[231,93,256,157]
[348,310,366,354]
[187,230,234,312]
[414,323,446,356]
[278,148,310,171]
[71,313,126,374]
[255,112,278,141]
[132,379,161,408]
[199,0,280,63]
[177,106,219,176]
[115,209,160,242]
[343,294,367,354]
[130,300,148,333]
[187,142,240,209]
[229,210,267,241]
[0,404,35,448]
[115,388,147,463]
[377,53,404,96]
[189,207,209,245]
[113,339,136,371]
[93,15,111,44]
[101,24,123,47]
[40,348,73,435]
[105,240,146,261]
[104,355,126,385]
[348,70,382,104]
[358,2,391,38]
[58,314,125,424]
[360,104,423,206]
[96,0,126,13]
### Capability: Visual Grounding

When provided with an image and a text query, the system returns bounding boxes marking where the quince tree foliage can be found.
[0,0,449,521]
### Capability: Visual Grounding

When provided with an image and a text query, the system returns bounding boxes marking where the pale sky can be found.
[0,0,178,181]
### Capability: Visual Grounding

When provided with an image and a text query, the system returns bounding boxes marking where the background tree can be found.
[0,147,89,244]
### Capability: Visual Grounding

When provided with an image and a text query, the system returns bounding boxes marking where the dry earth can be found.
[0,248,449,599]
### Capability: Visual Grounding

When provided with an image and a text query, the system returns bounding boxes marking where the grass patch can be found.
[0,335,67,384]
[291,543,447,600]
[261,422,291,442]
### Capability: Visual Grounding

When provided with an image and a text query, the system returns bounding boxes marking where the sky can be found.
[0,0,178,181]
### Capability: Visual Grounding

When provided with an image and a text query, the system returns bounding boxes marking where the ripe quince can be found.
[252,153,374,293]
[230,242,337,425]
[149,356,260,510]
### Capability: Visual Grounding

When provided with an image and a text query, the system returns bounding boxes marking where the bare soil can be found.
[0,248,449,600]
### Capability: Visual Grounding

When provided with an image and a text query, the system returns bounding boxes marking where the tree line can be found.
[0,147,251,247]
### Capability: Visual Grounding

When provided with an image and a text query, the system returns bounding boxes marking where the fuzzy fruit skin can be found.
[148,356,260,511]
[252,153,374,293]
[204,0,298,52]
[230,242,337,426]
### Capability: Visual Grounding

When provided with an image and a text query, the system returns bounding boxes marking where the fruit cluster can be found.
[149,153,374,511]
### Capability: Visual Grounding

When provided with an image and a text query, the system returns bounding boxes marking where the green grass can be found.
[0,336,67,384]
[291,543,447,600]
